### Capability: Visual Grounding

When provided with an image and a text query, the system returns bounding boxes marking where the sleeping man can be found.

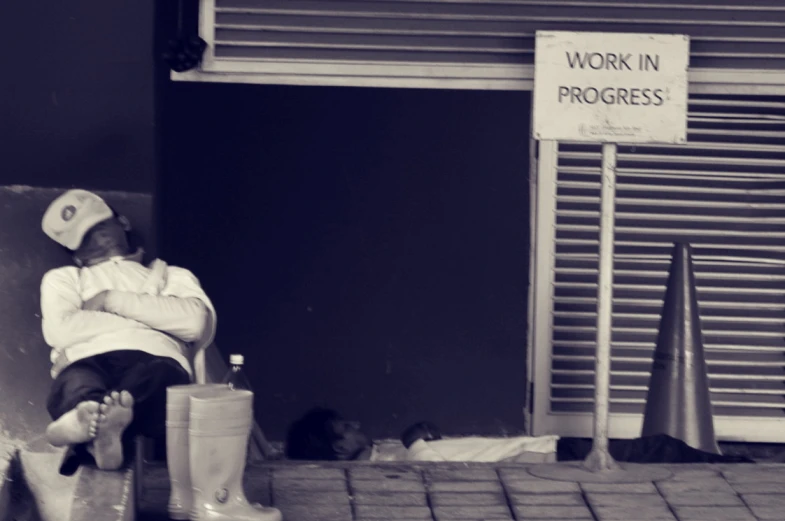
[40,189,216,474]
[285,407,753,464]
[285,408,558,463]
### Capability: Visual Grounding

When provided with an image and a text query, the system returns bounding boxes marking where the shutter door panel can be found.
[541,95,785,439]
[198,0,785,86]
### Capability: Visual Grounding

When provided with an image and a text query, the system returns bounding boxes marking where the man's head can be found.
[285,408,372,461]
[42,189,136,265]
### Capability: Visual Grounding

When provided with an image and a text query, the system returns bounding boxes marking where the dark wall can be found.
[160,82,532,441]
[0,2,155,192]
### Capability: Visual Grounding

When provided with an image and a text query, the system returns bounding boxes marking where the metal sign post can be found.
[528,31,689,482]
[582,142,620,472]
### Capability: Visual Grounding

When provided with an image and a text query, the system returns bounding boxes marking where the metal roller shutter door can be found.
[529,94,785,442]
[187,0,785,89]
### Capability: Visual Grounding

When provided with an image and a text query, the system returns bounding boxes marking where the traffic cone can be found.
[641,243,721,454]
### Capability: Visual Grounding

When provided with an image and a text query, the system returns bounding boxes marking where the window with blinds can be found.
[529,95,785,442]
[182,0,785,90]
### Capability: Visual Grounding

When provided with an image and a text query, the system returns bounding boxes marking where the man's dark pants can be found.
[47,350,190,475]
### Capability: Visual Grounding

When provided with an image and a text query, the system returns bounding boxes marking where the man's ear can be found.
[117,215,132,232]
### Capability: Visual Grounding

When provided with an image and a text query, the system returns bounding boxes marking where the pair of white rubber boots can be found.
[166,384,283,521]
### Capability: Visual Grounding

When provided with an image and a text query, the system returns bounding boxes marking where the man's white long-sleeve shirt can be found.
[40,258,216,380]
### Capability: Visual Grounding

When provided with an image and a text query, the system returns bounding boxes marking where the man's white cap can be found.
[42,189,114,250]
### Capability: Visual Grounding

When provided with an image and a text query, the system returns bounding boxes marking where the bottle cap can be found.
[230,354,244,365]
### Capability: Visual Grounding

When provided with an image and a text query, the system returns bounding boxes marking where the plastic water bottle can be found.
[221,354,254,459]
[222,354,252,391]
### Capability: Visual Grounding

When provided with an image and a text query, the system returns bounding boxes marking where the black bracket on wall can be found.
[163,0,206,73]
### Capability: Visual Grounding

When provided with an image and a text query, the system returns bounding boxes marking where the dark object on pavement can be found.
[557,434,753,464]
[286,407,372,461]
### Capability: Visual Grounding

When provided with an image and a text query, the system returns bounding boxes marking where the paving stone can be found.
[353,491,428,506]
[715,464,760,472]
[723,468,785,483]
[429,481,504,493]
[243,472,272,505]
[352,478,426,493]
[665,469,721,482]
[586,493,668,508]
[273,478,347,493]
[351,467,423,481]
[657,478,735,495]
[426,468,500,481]
[516,519,592,521]
[664,492,744,507]
[432,505,512,520]
[435,518,513,521]
[744,505,785,521]
[503,479,581,494]
[515,519,592,521]
[510,493,586,506]
[740,493,785,508]
[671,506,756,521]
[498,468,540,481]
[276,503,353,521]
[591,505,676,521]
[731,481,785,494]
[513,505,594,520]
[430,491,507,507]
[273,466,346,480]
[580,482,658,494]
[272,489,351,506]
[355,505,433,520]
[659,463,721,472]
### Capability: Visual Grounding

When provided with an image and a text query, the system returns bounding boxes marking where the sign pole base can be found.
[527,462,673,483]
[582,446,620,472]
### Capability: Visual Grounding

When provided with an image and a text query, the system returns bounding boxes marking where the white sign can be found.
[533,31,689,144]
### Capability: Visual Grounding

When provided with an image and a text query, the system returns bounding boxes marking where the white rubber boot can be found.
[189,388,282,521]
[166,384,228,520]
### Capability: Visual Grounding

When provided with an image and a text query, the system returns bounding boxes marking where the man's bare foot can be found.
[45,401,100,447]
[92,391,134,470]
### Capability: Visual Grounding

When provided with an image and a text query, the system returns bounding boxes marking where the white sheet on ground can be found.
[371,435,559,463]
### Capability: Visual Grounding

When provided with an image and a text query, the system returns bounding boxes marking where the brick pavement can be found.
[138,461,785,521]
